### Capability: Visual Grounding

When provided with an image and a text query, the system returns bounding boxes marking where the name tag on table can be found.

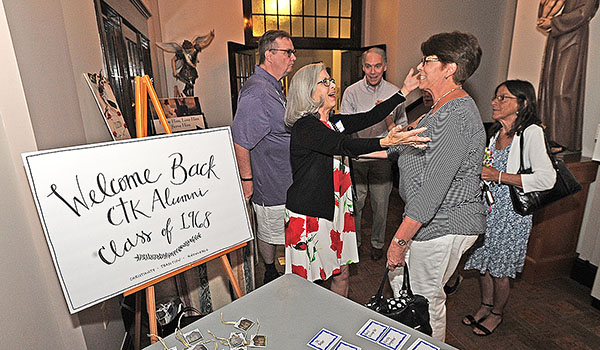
[334,340,361,350]
[356,319,389,342]
[308,328,342,350]
[377,327,411,350]
[407,338,440,350]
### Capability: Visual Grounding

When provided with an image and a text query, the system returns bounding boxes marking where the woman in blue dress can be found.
[463,80,556,336]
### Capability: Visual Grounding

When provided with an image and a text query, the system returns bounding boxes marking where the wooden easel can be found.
[127,75,246,347]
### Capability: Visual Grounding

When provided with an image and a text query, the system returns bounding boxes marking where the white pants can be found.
[388,234,478,342]
[252,203,286,245]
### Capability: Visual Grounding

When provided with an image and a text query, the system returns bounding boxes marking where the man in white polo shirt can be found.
[340,47,407,260]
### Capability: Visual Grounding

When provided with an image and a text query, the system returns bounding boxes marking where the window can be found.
[95,1,153,137]
[243,0,361,49]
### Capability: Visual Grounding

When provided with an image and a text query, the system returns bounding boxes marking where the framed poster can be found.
[22,127,252,313]
[151,97,208,134]
[84,72,131,140]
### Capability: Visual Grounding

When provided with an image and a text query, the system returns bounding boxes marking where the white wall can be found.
[364,0,517,121]
[1,3,248,346]
[157,0,245,127]
[577,17,600,266]
[0,1,88,347]
[508,0,600,266]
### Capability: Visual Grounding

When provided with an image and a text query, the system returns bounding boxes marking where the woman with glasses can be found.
[462,80,555,336]
[385,31,485,341]
[283,63,428,296]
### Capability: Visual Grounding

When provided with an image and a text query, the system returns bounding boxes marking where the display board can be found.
[22,127,252,313]
[83,72,131,140]
[150,97,207,134]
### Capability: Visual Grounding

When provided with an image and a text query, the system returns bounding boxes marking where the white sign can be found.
[22,127,252,313]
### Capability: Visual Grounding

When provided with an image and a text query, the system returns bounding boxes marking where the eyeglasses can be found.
[317,78,336,87]
[270,48,296,57]
[421,56,441,65]
[491,95,517,102]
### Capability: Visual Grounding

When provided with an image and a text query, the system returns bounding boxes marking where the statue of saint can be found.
[157,30,215,97]
[537,0,599,152]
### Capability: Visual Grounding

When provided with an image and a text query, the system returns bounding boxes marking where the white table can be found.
[144,274,456,349]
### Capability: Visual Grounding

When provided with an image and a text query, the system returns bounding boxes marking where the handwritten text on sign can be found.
[22,127,252,313]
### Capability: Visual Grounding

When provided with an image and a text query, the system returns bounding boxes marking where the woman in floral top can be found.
[283,63,427,296]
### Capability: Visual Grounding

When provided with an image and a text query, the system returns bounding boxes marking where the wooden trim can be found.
[124,242,248,296]
[130,0,152,18]
[592,297,600,311]
[570,257,598,288]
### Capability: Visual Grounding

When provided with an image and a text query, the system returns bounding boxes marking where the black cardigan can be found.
[286,91,405,220]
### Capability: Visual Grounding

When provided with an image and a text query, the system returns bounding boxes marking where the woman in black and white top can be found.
[386,31,486,341]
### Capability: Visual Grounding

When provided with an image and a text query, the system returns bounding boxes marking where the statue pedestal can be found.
[522,157,598,282]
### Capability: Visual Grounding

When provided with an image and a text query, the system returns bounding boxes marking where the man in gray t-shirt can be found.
[231,30,296,284]
[340,47,406,261]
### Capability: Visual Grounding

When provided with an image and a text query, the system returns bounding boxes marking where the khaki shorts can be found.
[252,203,285,245]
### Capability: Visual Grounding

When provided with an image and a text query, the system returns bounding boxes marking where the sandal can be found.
[462,302,493,326]
[444,274,463,296]
[473,310,503,336]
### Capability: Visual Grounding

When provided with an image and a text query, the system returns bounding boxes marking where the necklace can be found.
[430,86,462,110]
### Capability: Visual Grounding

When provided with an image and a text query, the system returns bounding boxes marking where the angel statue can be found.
[157,30,215,97]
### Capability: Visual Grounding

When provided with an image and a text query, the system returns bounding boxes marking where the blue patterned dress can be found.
[464,137,533,278]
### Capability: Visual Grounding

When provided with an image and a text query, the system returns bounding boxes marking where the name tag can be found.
[334,120,345,133]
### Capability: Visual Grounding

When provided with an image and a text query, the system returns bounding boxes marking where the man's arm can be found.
[384,115,396,131]
[234,142,253,200]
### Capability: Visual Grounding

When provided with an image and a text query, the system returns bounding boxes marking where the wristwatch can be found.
[393,237,408,247]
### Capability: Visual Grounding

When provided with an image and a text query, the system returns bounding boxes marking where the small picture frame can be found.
[184,328,203,343]
[189,344,208,350]
[229,332,246,347]
[235,317,255,332]
[249,334,267,347]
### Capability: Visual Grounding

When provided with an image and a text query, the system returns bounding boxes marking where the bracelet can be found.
[498,171,502,184]
[241,177,253,182]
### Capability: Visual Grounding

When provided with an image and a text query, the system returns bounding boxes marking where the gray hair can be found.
[284,63,325,128]
[362,47,387,64]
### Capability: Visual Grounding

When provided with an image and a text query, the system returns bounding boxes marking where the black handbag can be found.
[366,265,433,336]
[509,133,582,216]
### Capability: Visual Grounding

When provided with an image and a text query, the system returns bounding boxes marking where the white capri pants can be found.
[388,234,477,342]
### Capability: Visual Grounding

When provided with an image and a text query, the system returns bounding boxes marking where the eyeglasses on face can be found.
[491,95,517,102]
[270,48,296,57]
[317,78,336,87]
[421,56,441,65]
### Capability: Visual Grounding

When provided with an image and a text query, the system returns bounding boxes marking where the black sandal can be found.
[473,310,503,336]
[462,302,493,326]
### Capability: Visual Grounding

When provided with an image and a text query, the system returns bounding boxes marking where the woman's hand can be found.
[387,217,421,270]
[481,165,499,182]
[400,68,420,96]
[387,241,407,270]
[481,165,523,187]
[380,126,430,148]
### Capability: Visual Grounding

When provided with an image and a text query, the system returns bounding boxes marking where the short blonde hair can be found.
[285,63,325,128]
